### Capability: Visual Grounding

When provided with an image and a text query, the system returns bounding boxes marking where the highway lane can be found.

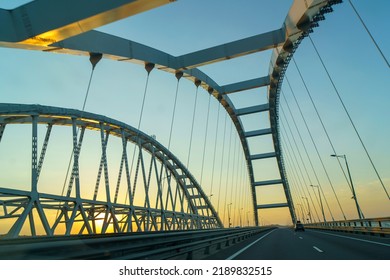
[206,227,390,260]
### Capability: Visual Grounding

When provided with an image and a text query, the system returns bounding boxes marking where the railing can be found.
[0,227,273,260]
[305,217,390,237]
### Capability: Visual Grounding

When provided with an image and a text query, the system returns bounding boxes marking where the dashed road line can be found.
[313,246,323,253]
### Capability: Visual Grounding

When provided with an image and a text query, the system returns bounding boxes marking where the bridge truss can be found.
[0,104,221,238]
[0,0,345,235]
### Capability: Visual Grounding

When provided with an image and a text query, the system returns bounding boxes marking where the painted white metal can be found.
[221,76,270,94]
[0,0,341,227]
[0,103,222,238]
[0,0,173,48]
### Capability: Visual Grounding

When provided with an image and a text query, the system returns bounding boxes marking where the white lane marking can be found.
[299,237,303,240]
[311,230,390,247]
[226,228,277,260]
[313,246,323,253]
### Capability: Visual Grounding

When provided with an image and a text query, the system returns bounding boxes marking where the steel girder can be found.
[0,104,222,238]
[0,0,342,226]
[0,0,174,49]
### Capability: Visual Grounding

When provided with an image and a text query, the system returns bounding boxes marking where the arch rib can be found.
[0,103,222,238]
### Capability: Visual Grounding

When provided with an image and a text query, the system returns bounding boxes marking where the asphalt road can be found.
[206,227,390,260]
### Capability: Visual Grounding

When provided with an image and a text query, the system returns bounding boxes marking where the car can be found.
[295,221,305,231]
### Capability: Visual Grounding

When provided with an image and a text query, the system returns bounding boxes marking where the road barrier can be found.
[0,227,273,260]
[305,217,390,237]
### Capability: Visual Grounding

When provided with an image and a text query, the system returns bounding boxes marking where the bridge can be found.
[0,0,389,261]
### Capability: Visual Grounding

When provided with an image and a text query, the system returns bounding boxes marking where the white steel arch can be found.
[0,104,222,238]
[0,0,342,226]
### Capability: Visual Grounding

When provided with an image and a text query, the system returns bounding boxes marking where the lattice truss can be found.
[0,104,222,238]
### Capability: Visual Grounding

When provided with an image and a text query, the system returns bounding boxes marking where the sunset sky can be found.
[0,0,389,233]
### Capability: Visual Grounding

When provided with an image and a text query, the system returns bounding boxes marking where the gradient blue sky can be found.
[0,0,389,227]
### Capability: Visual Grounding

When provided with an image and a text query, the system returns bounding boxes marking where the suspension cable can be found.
[347,0,389,68]
[216,112,228,216]
[308,35,389,200]
[285,73,345,220]
[280,124,312,221]
[168,71,183,150]
[209,99,221,199]
[231,135,239,226]
[280,105,320,222]
[223,122,233,226]
[283,84,335,222]
[60,53,102,195]
[186,80,201,168]
[200,89,213,188]
[126,63,154,205]
[281,90,330,218]
[282,136,308,221]
[281,89,334,221]
[57,53,102,220]
[200,89,213,187]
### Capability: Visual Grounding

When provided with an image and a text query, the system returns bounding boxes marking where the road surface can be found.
[206,227,390,260]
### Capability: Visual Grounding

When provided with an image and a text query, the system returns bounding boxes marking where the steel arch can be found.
[0,0,342,226]
[0,103,222,238]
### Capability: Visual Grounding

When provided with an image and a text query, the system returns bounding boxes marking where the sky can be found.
[0,0,389,233]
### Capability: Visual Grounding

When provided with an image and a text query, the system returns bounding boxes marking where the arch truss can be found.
[0,104,222,238]
[0,0,342,227]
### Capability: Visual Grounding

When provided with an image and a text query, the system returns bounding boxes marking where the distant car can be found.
[295,221,305,231]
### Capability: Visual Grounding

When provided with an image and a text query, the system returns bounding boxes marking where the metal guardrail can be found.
[0,227,273,260]
[305,217,390,237]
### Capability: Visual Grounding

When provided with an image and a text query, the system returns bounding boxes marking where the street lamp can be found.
[302,197,312,223]
[239,208,243,227]
[297,203,305,222]
[331,154,363,220]
[227,203,232,228]
[310,185,326,223]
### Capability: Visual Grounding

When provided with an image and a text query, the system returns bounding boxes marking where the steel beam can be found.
[0,0,173,48]
[256,203,289,209]
[250,152,276,161]
[175,28,286,69]
[31,116,38,193]
[254,179,283,187]
[0,104,224,234]
[244,128,272,138]
[235,104,269,117]
[221,76,270,94]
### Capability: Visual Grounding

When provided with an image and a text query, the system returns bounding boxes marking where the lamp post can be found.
[311,185,326,223]
[331,154,363,220]
[297,203,305,222]
[302,197,312,223]
[227,203,232,228]
[239,208,243,227]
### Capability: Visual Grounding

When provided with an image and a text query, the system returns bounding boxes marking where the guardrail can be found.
[0,227,273,260]
[304,217,390,237]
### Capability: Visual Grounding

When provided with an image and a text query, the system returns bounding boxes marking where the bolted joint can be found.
[207,87,214,95]
[89,53,103,70]
[194,79,202,88]
[175,71,183,81]
[145,62,155,74]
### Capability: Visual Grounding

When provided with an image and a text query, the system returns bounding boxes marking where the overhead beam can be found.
[235,104,269,117]
[175,28,286,70]
[244,128,272,138]
[254,179,283,186]
[0,0,174,48]
[221,76,270,94]
[250,152,276,161]
[256,203,289,209]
